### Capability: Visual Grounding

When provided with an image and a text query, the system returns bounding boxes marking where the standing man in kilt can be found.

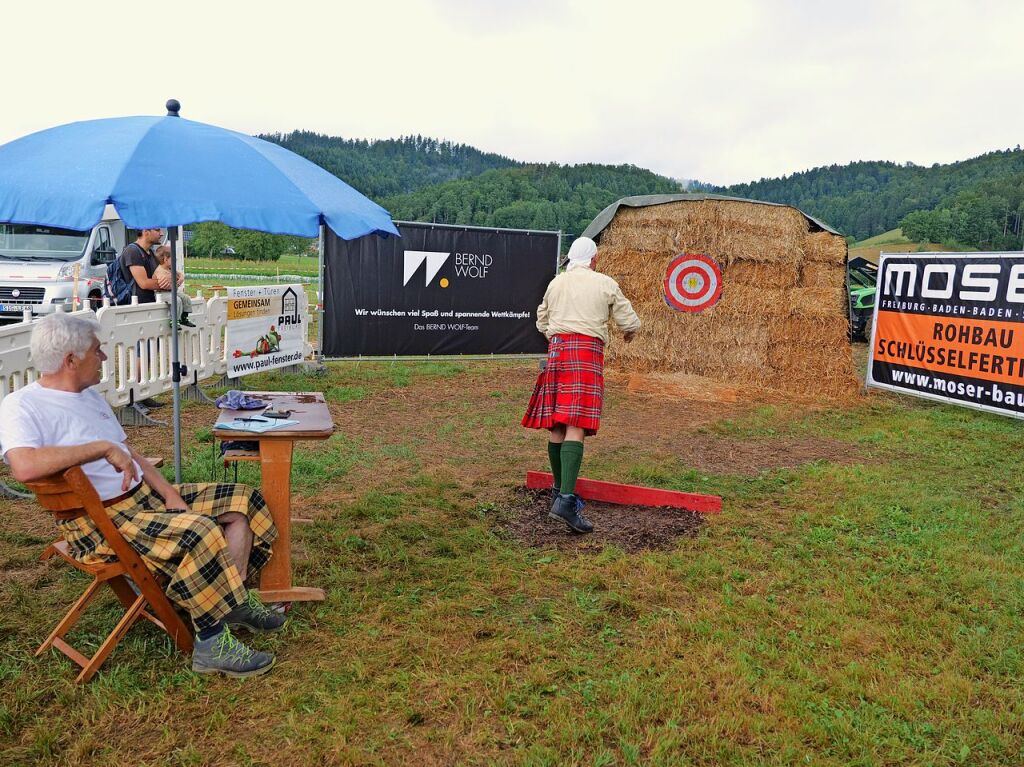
[0,313,284,677]
[522,237,641,533]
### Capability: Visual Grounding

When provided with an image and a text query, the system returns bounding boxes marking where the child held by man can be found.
[154,245,196,327]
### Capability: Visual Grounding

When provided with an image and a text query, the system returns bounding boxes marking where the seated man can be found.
[0,313,283,677]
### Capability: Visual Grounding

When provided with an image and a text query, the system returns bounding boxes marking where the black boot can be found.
[549,493,593,533]
[180,312,197,328]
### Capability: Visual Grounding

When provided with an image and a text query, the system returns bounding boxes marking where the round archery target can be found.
[663,253,723,312]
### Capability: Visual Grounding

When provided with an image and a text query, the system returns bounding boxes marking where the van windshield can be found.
[0,224,90,262]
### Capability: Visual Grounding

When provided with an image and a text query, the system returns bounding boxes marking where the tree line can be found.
[260,132,520,199]
[898,172,1024,250]
[190,130,1024,259]
[715,147,1024,244]
[188,134,680,259]
[187,221,311,261]
[381,164,680,238]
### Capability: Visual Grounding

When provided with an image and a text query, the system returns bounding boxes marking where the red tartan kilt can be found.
[522,333,605,436]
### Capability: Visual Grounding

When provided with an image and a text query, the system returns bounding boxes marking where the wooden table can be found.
[213,391,333,603]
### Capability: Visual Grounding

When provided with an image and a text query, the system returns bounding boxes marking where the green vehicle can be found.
[847,256,877,341]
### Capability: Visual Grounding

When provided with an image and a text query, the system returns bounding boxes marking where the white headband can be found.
[566,237,597,269]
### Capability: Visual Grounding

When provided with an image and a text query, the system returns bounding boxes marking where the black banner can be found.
[323,222,558,357]
[874,254,1024,321]
[868,253,1024,418]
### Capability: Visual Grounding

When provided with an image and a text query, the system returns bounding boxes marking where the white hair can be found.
[30,312,101,375]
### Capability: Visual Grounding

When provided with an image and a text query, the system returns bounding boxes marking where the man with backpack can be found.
[110,228,180,408]
[106,228,177,306]
[119,228,177,303]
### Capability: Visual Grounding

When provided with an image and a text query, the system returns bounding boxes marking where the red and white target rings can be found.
[663,253,723,313]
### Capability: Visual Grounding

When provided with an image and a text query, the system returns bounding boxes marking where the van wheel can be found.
[88,291,104,311]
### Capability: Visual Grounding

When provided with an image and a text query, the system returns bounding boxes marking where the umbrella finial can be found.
[166,99,181,117]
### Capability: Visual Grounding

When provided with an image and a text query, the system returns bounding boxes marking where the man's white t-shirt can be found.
[0,382,141,501]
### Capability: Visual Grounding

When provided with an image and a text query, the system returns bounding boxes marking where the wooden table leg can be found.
[256,439,325,603]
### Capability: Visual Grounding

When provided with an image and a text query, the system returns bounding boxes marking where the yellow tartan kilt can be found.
[57,482,277,630]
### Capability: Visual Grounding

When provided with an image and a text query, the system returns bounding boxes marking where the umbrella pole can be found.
[168,228,183,483]
[317,222,325,359]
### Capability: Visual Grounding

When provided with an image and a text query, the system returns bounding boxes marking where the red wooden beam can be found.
[526,471,721,514]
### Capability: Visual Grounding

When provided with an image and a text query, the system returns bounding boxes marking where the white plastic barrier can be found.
[94,293,210,406]
[0,309,51,400]
[0,292,314,413]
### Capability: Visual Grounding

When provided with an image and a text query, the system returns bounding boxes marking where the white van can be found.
[0,204,128,318]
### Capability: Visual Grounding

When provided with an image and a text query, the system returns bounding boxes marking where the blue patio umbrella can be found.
[0,102,398,238]
[0,100,399,479]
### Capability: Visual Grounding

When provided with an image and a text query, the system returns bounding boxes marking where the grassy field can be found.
[850,229,959,264]
[854,229,912,248]
[184,254,318,277]
[3,355,1024,765]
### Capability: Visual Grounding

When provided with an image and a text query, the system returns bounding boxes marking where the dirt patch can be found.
[598,392,865,475]
[653,434,862,475]
[495,487,706,554]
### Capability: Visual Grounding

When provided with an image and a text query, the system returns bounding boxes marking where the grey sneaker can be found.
[549,493,594,534]
[224,591,286,633]
[191,626,274,677]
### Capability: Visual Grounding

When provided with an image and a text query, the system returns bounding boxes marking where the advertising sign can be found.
[225,284,307,378]
[867,252,1024,417]
[323,222,558,357]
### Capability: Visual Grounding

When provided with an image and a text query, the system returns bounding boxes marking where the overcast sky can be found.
[6,0,1022,186]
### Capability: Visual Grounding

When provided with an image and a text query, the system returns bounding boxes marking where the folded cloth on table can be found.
[214,390,265,410]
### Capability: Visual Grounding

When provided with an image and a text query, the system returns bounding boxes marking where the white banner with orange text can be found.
[225,284,307,378]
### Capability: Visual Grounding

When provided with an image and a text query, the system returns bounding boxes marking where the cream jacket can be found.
[536,266,641,345]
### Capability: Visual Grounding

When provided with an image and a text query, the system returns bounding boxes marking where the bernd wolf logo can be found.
[403,250,450,287]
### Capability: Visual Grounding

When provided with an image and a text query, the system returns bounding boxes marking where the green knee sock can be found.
[559,440,584,496]
[547,442,562,491]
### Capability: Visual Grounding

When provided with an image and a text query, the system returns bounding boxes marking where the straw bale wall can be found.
[597,200,857,400]
[803,231,847,264]
[800,262,845,289]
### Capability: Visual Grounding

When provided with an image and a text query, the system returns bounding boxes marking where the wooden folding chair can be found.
[26,466,193,683]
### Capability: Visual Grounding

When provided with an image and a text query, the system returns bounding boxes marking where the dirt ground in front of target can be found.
[496,487,707,554]
[115,359,872,538]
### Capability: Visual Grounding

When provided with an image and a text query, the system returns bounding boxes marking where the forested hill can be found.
[259,131,521,199]
[715,147,1024,241]
[262,131,680,238]
[196,131,680,258]
[256,130,1024,252]
[380,164,680,238]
